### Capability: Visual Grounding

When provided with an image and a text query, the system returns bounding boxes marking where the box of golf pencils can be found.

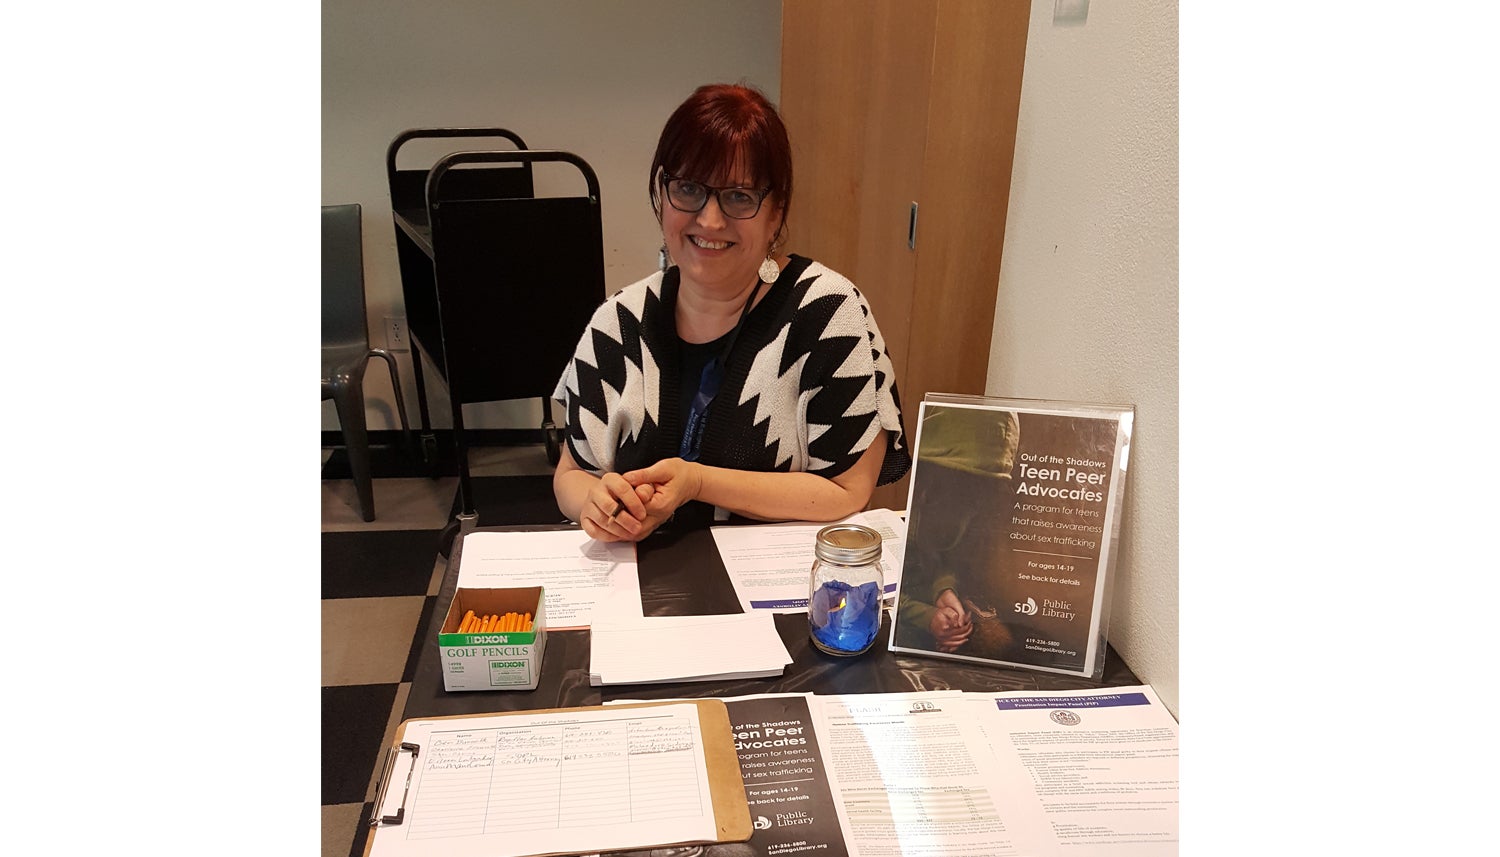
[437,586,547,691]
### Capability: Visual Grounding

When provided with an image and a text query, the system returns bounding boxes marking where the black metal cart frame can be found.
[386,128,605,554]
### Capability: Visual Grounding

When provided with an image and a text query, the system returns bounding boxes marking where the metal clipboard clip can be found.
[370,741,420,827]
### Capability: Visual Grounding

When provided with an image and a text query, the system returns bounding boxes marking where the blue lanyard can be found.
[679,281,763,462]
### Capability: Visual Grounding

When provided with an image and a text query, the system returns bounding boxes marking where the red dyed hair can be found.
[649,83,794,246]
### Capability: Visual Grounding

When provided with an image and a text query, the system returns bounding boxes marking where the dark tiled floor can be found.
[321,683,400,806]
[320,444,556,857]
[321,530,443,599]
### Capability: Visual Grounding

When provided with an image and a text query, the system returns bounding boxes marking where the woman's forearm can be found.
[696,466,867,521]
[696,437,886,522]
[553,444,606,523]
[554,467,599,523]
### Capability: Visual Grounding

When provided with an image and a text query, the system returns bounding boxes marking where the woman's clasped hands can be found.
[578,458,705,543]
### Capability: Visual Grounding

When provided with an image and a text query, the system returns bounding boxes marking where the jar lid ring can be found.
[814,523,883,564]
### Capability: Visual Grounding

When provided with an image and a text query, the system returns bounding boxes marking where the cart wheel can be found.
[544,423,562,466]
[437,519,461,560]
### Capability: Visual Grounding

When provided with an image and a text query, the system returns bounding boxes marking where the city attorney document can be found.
[368,704,719,857]
[457,530,641,629]
[969,685,1179,855]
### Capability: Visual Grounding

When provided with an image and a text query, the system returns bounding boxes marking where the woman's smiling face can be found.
[659,166,783,295]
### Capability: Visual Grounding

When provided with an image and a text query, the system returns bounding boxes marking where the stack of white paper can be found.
[589,612,793,686]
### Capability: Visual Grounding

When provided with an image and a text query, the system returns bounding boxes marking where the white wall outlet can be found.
[384,316,410,352]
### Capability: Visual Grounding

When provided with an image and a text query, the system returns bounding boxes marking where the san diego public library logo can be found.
[1049,710,1081,726]
[1016,596,1077,621]
[756,812,814,829]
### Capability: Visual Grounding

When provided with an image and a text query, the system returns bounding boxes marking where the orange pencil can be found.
[479,615,491,633]
[522,612,532,632]
[460,610,476,633]
[503,613,516,632]
[498,613,510,633]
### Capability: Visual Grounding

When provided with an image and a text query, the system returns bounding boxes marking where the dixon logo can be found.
[1015,597,1038,615]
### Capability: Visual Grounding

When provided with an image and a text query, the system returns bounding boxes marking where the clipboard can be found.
[364,699,751,857]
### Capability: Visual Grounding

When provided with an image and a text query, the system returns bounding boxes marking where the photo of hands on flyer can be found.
[890,396,1133,678]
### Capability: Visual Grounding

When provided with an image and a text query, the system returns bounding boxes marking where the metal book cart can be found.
[386,128,605,555]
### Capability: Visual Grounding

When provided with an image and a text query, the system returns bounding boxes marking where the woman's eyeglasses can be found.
[661,174,771,220]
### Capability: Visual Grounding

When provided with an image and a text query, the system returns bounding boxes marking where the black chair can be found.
[322,203,412,521]
[386,130,605,554]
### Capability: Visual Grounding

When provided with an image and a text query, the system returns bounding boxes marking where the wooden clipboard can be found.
[364,698,751,857]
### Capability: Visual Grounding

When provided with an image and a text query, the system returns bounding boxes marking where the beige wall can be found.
[990,1,1179,714]
[322,0,782,431]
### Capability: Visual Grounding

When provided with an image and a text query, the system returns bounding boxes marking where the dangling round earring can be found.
[758,252,781,283]
[659,242,671,272]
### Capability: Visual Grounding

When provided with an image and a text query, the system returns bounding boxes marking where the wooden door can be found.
[781,0,1029,512]
[905,0,1030,410]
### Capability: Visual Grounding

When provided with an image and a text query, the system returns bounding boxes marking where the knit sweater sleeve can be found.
[741,262,911,484]
[553,274,665,474]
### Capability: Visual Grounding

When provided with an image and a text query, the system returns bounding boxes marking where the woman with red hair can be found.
[553,83,910,541]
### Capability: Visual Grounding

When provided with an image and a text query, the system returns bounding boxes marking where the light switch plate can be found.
[1054,0,1089,26]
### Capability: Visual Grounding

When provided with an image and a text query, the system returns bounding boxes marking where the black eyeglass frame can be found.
[660,173,773,220]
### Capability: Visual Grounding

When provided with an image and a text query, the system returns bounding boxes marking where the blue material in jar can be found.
[809,579,883,654]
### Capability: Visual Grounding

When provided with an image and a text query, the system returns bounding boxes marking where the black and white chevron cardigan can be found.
[553,254,911,487]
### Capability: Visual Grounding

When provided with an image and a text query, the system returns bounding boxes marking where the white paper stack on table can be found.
[589,611,793,686]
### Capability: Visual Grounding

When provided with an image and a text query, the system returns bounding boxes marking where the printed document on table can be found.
[369,704,718,857]
[966,685,1179,855]
[711,509,907,613]
[457,530,641,629]
[810,690,1049,857]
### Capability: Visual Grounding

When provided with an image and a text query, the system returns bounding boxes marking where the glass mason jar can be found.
[808,523,886,656]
